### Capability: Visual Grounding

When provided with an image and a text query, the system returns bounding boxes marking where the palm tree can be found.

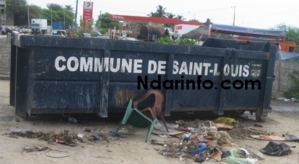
[64,5,74,12]
[176,15,185,20]
[155,5,166,17]
[166,12,176,19]
[203,18,212,26]
[148,5,167,17]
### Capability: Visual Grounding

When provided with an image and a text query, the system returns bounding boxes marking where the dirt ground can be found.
[0,79,299,164]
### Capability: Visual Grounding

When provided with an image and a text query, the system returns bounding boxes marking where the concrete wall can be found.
[272,61,299,98]
[0,36,10,79]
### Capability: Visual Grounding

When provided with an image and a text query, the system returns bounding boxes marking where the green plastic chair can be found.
[111,99,157,142]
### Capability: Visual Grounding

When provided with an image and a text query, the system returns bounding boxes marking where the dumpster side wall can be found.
[8,35,280,118]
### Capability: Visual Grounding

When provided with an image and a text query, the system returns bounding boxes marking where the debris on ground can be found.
[151,118,272,163]
[22,145,49,153]
[68,116,77,123]
[276,97,298,102]
[250,134,299,142]
[216,117,239,125]
[5,129,109,147]
[222,148,259,164]
[260,141,292,157]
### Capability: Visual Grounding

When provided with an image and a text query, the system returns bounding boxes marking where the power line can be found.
[177,7,232,15]
[236,9,299,19]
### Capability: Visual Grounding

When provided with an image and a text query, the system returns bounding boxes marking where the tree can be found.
[148,5,167,17]
[176,15,185,20]
[46,3,63,11]
[41,3,74,28]
[166,12,176,19]
[95,12,121,32]
[6,0,28,25]
[273,23,299,52]
[29,5,43,19]
[64,5,74,12]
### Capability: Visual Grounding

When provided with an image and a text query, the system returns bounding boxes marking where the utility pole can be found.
[27,2,30,28]
[0,7,2,26]
[64,11,65,29]
[99,10,101,30]
[75,0,78,28]
[232,6,236,26]
[51,7,52,27]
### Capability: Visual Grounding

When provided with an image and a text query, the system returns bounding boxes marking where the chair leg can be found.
[145,118,157,142]
[157,110,169,132]
[112,105,134,137]
[140,107,156,118]
[112,123,124,137]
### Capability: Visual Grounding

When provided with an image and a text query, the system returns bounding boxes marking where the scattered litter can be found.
[23,146,34,152]
[77,133,88,143]
[276,97,286,101]
[84,128,91,132]
[154,120,179,132]
[93,134,101,140]
[35,145,49,151]
[222,148,258,164]
[216,117,239,124]
[210,122,233,130]
[194,152,206,163]
[253,124,263,128]
[22,145,49,153]
[6,129,81,147]
[191,143,207,154]
[260,141,291,157]
[68,116,77,123]
[250,134,299,142]
[15,116,20,122]
[276,97,298,102]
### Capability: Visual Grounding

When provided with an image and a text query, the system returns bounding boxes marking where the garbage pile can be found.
[6,128,108,147]
[151,118,266,163]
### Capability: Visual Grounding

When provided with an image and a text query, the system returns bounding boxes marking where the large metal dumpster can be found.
[8,33,276,122]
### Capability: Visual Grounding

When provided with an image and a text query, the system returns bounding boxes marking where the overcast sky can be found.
[27,0,298,29]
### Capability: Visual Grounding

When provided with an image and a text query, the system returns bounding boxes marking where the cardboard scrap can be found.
[209,121,234,130]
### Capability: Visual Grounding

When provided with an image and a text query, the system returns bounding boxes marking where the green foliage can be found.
[6,1,74,27]
[100,28,108,35]
[155,37,197,45]
[41,4,74,28]
[284,70,299,99]
[273,23,299,52]
[6,0,27,25]
[76,28,87,37]
[148,5,167,17]
[284,59,299,99]
[95,13,121,30]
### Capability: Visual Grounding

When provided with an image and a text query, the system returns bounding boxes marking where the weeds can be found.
[284,60,299,98]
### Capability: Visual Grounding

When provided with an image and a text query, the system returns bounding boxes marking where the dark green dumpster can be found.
[8,33,276,122]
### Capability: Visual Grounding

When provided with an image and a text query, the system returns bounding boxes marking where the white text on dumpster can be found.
[54,56,251,77]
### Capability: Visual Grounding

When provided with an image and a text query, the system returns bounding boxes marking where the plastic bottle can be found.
[77,133,88,143]
[191,143,207,154]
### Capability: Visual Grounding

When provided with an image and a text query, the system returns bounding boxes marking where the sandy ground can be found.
[0,79,299,164]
